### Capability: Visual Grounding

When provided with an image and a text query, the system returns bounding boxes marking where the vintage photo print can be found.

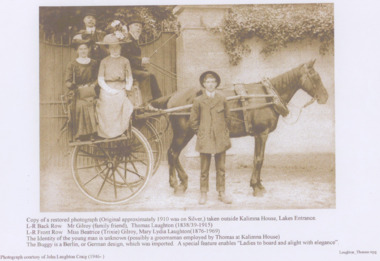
[40,4,334,211]
[2,0,380,260]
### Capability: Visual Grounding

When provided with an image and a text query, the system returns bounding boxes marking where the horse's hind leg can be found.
[251,131,268,197]
[168,147,180,189]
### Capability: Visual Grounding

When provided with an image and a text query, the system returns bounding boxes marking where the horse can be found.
[152,59,329,196]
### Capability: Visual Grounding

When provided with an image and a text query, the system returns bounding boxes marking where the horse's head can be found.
[299,59,329,104]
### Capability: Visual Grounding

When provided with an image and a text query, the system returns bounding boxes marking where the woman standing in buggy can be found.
[96,33,134,139]
[65,34,99,141]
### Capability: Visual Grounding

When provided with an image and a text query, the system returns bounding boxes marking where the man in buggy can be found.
[121,16,163,108]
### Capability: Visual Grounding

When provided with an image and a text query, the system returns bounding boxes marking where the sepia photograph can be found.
[1,0,380,260]
[39,4,335,211]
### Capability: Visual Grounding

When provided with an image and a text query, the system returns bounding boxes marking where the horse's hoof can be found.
[252,186,266,197]
[174,184,186,195]
[169,183,178,189]
[253,190,264,197]
[257,183,266,192]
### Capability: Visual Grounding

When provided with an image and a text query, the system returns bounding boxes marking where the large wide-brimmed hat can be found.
[82,8,97,19]
[71,34,93,48]
[199,71,221,88]
[96,33,131,45]
[127,15,145,27]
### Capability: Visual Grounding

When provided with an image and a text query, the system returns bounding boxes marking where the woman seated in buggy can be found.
[65,31,135,141]
[95,33,134,139]
[65,34,99,141]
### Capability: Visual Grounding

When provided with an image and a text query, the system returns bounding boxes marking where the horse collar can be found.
[261,78,289,117]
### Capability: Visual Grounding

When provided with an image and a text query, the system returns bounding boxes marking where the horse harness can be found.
[233,79,289,135]
[232,70,320,133]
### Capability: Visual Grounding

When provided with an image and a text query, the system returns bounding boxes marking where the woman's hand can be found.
[142,57,150,65]
[125,83,132,91]
[125,76,133,91]
[98,76,119,95]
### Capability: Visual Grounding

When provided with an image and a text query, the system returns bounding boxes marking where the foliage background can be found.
[216,4,334,65]
[40,4,334,61]
[39,6,177,43]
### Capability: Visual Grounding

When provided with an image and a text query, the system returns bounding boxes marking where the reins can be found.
[282,70,318,125]
[147,32,181,80]
[148,33,178,58]
[282,97,316,125]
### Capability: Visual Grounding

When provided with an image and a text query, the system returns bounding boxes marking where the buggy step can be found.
[69,135,129,146]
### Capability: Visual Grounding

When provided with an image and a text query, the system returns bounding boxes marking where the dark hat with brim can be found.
[71,34,93,48]
[96,33,131,45]
[199,71,221,88]
[83,8,97,19]
[127,15,145,27]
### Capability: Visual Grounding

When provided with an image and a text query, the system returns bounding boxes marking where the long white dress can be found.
[96,56,133,138]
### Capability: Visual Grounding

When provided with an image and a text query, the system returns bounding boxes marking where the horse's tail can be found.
[149,94,173,109]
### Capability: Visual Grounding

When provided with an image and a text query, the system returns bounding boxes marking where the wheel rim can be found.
[71,127,153,204]
[135,120,163,175]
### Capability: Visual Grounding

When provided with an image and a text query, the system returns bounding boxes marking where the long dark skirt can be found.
[73,98,97,140]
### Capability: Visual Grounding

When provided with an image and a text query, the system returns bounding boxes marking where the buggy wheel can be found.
[71,127,153,204]
[135,121,163,175]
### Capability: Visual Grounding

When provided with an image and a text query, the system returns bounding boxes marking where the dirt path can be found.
[40,153,335,212]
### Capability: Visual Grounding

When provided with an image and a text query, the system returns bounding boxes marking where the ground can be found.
[40,153,335,212]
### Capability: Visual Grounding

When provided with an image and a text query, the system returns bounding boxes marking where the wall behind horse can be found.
[175,5,334,155]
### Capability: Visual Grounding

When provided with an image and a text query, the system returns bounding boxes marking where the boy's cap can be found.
[199,71,221,88]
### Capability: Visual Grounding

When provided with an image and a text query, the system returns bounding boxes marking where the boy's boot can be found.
[218,191,232,204]
[199,192,207,205]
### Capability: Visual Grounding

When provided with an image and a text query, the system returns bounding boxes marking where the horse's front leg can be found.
[251,131,268,197]
[167,130,194,194]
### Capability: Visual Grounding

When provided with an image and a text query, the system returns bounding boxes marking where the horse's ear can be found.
[308,59,316,68]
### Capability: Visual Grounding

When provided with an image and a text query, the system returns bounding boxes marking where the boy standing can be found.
[190,71,232,205]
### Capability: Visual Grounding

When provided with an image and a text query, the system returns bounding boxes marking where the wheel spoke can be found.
[76,161,107,170]
[129,158,147,181]
[129,157,139,173]
[145,135,160,143]
[83,167,107,186]
[130,145,144,152]
[129,153,148,166]
[114,167,127,184]
[112,168,117,199]
[115,168,134,193]
[72,127,153,204]
[117,165,145,180]
[97,168,111,197]
[96,144,113,161]
[124,158,127,179]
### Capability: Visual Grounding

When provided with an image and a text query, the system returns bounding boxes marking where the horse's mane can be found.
[269,64,301,95]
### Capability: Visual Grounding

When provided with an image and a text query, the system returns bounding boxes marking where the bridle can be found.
[300,68,319,109]
[282,67,318,125]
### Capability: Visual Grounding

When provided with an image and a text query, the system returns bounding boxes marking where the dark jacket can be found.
[190,92,231,154]
[121,33,144,70]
